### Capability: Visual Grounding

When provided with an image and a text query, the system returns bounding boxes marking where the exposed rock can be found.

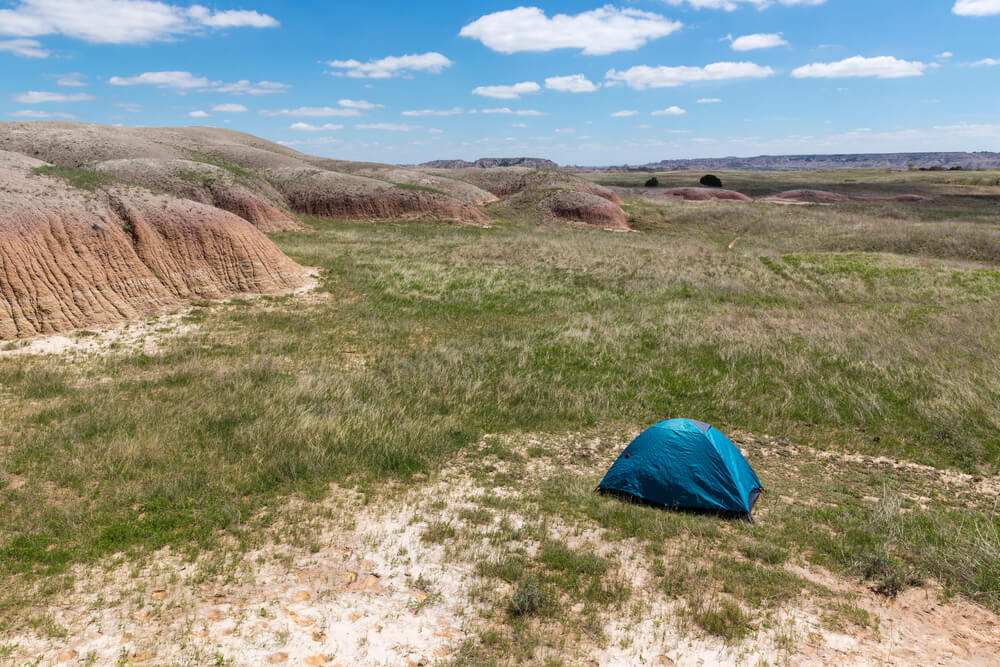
[0,150,310,340]
[265,167,489,224]
[428,167,623,204]
[352,167,499,205]
[539,191,630,231]
[419,157,559,170]
[95,158,299,232]
[662,187,752,202]
[760,189,849,203]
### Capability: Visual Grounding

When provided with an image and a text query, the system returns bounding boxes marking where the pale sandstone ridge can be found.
[95,159,299,232]
[0,150,310,340]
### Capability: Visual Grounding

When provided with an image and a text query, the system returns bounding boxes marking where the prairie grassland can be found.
[1,172,999,662]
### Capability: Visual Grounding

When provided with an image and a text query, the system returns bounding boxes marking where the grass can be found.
[30,165,119,191]
[1,170,999,658]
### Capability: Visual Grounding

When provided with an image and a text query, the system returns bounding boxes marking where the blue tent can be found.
[598,419,762,519]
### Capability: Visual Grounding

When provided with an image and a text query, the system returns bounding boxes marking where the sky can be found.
[2,0,1000,165]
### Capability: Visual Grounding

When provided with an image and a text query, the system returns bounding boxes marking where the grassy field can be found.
[1,170,999,661]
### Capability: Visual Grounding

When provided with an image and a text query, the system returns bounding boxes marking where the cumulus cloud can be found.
[652,106,687,115]
[972,58,1000,66]
[936,51,954,59]
[326,52,452,78]
[544,74,599,92]
[338,99,382,110]
[402,107,465,116]
[211,103,247,112]
[460,6,682,55]
[188,110,209,118]
[697,98,722,103]
[791,56,927,78]
[354,123,420,131]
[55,72,86,86]
[610,110,638,117]
[0,38,49,57]
[13,90,93,102]
[289,122,344,131]
[8,109,75,118]
[0,0,277,44]
[953,0,1000,16]
[472,81,541,99]
[260,106,363,118]
[730,33,787,50]
[606,62,775,89]
[665,0,825,10]
[109,71,289,95]
[479,108,545,116]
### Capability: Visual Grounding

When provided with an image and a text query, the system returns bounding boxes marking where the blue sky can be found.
[2,0,1000,165]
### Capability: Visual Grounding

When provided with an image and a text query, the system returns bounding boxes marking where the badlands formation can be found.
[0,122,633,340]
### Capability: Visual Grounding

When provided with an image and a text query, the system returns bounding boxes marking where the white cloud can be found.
[402,107,464,116]
[972,58,1000,66]
[326,52,452,78]
[697,98,722,103]
[953,0,1000,16]
[354,123,420,131]
[460,6,682,55]
[8,109,74,118]
[338,99,381,110]
[936,51,954,59]
[791,56,927,79]
[0,0,277,44]
[479,108,545,116]
[212,103,247,112]
[0,38,48,57]
[289,122,344,131]
[664,0,825,10]
[544,74,599,92]
[214,80,289,95]
[55,72,86,86]
[188,110,209,118]
[260,106,362,118]
[511,123,528,127]
[652,106,687,115]
[13,90,93,102]
[606,62,775,89]
[730,33,787,51]
[611,110,638,117]
[110,71,216,89]
[109,71,289,95]
[472,81,541,99]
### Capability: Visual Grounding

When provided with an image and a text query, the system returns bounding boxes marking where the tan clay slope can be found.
[266,167,490,224]
[95,158,299,232]
[539,191,630,230]
[0,150,310,340]
[424,167,623,204]
[0,122,492,224]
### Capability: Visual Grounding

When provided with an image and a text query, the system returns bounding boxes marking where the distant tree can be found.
[700,174,723,188]
[645,176,659,187]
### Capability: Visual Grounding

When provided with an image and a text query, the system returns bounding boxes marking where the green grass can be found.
[30,165,119,191]
[1,173,999,647]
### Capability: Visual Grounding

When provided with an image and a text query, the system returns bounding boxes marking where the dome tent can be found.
[598,419,762,520]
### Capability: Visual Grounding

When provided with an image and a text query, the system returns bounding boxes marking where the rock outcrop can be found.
[539,192,630,231]
[662,188,753,202]
[95,159,299,232]
[266,167,490,224]
[428,168,623,204]
[0,150,310,339]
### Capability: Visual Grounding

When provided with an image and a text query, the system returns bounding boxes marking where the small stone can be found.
[151,589,167,601]
[119,634,134,645]
[311,630,327,643]
[411,591,428,602]
[296,618,316,628]
[434,628,457,638]
[361,560,376,570]
[304,655,327,666]
[130,651,156,663]
[434,647,453,658]
[268,652,289,664]
[349,612,363,622]
[204,609,224,622]
[654,656,675,666]
[292,591,312,602]
[57,650,78,662]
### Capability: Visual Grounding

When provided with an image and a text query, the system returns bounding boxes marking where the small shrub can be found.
[700,174,723,188]
[509,576,550,616]
[692,599,750,641]
[421,522,456,544]
[644,177,659,188]
[855,548,923,598]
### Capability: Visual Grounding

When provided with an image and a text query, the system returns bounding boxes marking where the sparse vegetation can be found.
[31,165,119,191]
